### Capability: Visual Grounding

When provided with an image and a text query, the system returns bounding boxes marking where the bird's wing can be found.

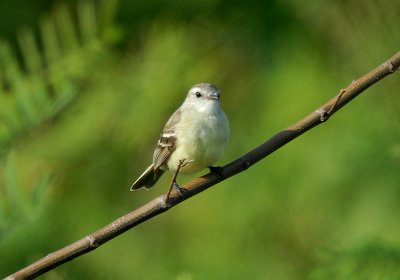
[152,108,181,169]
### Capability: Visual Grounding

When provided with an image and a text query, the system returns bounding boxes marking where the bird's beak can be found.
[206,93,219,100]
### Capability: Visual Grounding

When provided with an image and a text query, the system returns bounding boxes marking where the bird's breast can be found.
[167,107,229,173]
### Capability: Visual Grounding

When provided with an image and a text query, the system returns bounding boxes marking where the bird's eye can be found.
[195,92,202,98]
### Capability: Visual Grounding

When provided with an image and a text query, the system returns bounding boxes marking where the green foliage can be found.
[0,0,399,279]
[0,0,118,158]
[0,0,119,238]
[311,241,400,280]
[0,153,51,240]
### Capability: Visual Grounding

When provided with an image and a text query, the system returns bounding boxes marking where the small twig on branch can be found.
[5,51,400,280]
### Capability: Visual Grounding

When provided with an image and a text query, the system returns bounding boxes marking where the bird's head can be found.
[186,83,221,105]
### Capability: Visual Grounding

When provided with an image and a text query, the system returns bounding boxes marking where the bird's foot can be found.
[173,181,188,195]
[166,159,193,201]
[209,166,224,179]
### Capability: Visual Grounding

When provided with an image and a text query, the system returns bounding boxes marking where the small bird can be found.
[130,83,229,196]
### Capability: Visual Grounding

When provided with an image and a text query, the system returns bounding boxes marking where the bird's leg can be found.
[209,166,224,180]
[166,159,193,200]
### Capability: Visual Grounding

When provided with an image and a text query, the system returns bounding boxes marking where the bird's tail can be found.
[130,164,165,191]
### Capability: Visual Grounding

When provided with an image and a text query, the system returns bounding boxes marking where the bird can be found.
[130,83,229,197]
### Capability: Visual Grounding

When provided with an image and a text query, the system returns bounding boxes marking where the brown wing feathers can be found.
[130,108,181,190]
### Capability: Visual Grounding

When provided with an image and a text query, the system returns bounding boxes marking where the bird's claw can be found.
[166,158,193,201]
[173,182,188,195]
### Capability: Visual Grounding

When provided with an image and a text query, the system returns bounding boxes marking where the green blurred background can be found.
[0,0,399,279]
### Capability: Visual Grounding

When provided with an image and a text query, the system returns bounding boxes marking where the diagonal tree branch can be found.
[5,50,400,280]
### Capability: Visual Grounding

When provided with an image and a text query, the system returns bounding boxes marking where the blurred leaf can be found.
[0,153,53,240]
[0,0,120,159]
[4,153,29,219]
[0,0,120,242]
[311,242,400,280]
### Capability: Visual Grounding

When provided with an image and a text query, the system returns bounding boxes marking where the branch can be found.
[6,51,400,280]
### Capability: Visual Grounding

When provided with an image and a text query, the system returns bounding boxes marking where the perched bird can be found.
[130,83,229,195]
